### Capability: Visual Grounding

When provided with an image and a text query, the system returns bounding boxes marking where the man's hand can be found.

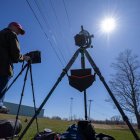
[23,55,31,62]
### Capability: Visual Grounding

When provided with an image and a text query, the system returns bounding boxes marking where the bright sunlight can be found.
[101,17,116,33]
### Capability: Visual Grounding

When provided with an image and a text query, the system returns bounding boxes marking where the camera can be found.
[74,33,87,47]
[74,26,93,48]
[25,51,41,64]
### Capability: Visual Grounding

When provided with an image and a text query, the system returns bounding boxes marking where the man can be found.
[0,22,30,112]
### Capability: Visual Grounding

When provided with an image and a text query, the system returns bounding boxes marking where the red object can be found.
[8,22,25,35]
[69,69,96,92]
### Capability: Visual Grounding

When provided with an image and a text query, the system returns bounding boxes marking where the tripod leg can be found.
[83,91,88,120]
[12,63,30,139]
[0,63,28,99]
[29,64,39,133]
[18,49,80,140]
[84,49,140,140]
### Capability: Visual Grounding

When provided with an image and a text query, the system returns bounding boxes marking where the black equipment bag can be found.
[95,133,115,140]
[77,120,96,140]
[60,124,78,140]
[60,121,115,140]
[34,129,60,140]
[69,69,95,92]
[60,121,96,140]
[0,119,22,138]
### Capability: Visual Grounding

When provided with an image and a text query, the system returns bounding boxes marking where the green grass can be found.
[96,128,140,140]
[0,114,72,139]
[0,114,140,140]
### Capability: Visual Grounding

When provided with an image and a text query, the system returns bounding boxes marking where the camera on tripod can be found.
[25,51,41,64]
[74,26,94,48]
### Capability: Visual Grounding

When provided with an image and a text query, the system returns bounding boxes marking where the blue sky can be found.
[1,0,140,121]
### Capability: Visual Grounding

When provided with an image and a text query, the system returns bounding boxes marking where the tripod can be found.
[3,61,39,138]
[18,47,140,140]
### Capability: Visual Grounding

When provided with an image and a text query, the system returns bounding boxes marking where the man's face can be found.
[11,26,21,35]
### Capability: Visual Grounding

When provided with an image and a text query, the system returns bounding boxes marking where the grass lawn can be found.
[96,128,140,140]
[0,114,140,140]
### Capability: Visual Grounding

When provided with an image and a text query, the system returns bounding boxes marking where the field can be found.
[0,114,140,140]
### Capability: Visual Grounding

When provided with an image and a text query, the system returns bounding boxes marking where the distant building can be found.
[4,102,44,117]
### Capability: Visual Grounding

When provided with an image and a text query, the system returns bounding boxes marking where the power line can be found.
[34,0,51,34]
[25,0,64,67]
[61,0,79,65]
[62,0,72,33]
[49,0,73,58]
[34,0,67,65]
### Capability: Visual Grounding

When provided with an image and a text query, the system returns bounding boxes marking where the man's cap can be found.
[8,22,25,35]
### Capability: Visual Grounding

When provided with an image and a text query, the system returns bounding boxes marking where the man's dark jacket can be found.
[0,28,21,76]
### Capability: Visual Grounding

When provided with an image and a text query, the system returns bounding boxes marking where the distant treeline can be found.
[91,119,125,125]
[44,115,134,125]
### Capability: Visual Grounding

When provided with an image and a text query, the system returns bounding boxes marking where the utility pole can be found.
[70,97,73,121]
[88,99,93,120]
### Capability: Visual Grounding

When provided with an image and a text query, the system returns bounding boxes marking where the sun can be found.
[101,17,116,33]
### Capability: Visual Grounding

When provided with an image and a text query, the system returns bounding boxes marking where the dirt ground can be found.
[93,123,129,129]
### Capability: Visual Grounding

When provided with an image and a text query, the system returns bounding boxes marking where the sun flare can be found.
[101,17,116,33]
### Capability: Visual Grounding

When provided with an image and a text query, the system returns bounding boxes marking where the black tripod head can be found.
[74,26,94,49]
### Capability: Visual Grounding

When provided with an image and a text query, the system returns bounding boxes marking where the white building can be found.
[4,102,44,117]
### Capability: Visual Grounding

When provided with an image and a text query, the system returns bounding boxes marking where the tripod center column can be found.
[80,48,88,120]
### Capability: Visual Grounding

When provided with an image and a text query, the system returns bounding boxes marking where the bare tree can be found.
[109,49,140,129]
